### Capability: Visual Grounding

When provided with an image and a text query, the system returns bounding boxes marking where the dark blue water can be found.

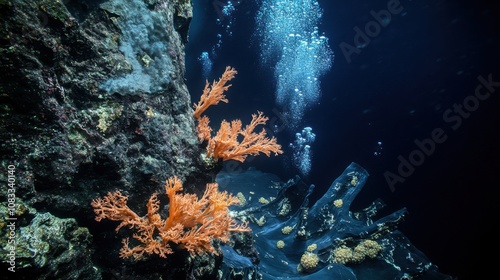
[186,1,500,279]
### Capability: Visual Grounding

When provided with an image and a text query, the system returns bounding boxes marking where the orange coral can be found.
[193,66,283,162]
[193,66,237,120]
[196,115,212,142]
[91,176,249,260]
[207,111,283,162]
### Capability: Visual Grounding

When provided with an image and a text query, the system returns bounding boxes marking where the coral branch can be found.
[91,191,142,232]
[91,176,249,260]
[196,115,212,142]
[193,66,237,119]
[207,111,283,162]
[193,66,284,163]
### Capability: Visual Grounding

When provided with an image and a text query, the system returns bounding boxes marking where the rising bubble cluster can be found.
[255,0,333,128]
[290,127,316,176]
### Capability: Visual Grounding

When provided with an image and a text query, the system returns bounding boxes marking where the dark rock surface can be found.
[1,0,222,278]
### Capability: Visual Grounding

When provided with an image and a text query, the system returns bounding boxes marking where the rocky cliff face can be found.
[0,0,221,278]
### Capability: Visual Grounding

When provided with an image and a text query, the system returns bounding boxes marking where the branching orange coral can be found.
[91,176,249,260]
[193,66,283,162]
[193,66,237,120]
[207,111,283,162]
[196,115,212,142]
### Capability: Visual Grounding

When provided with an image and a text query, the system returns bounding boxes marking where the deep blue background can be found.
[186,1,500,279]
